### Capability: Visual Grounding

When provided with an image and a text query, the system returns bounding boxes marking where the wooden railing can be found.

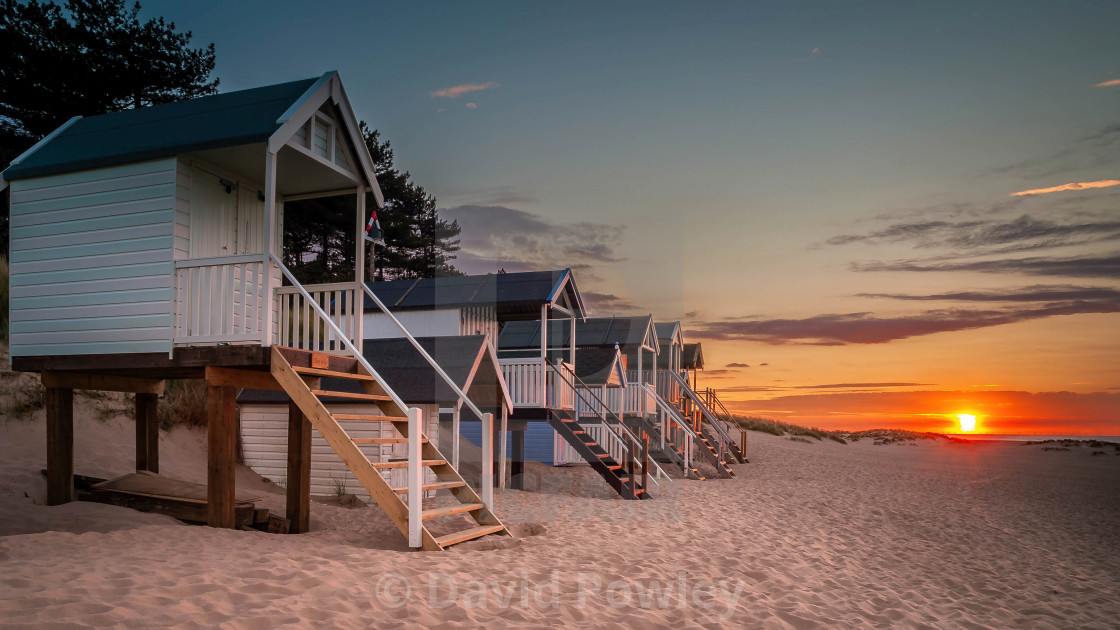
[499,358,575,409]
[174,255,267,344]
[276,282,360,353]
[623,382,656,415]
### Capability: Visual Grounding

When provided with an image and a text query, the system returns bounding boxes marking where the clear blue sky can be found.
[140,0,1120,431]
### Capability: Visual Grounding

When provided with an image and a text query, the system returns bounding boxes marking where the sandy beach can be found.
[1,409,1118,629]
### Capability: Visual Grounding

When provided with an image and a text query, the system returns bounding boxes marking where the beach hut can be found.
[363,270,610,491]
[237,336,512,500]
[2,72,509,550]
[497,315,717,479]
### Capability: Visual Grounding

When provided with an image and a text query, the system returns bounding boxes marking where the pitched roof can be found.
[575,347,627,386]
[498,315,658,352]
[237,336,509,408]
[682,343,704,370]
[364,269,585,320]
[3,78,318,181]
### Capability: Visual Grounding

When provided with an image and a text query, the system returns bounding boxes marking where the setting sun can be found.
[957,414,977,432]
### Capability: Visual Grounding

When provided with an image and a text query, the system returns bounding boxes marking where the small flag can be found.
[365,209,382,241]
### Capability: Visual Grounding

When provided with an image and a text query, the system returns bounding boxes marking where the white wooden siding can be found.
[8,158,177,356]
[239,402,440,501]
[459,306,497,340]
[363,309,461,339]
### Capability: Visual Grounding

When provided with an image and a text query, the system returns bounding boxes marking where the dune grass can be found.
[727,415,848,444]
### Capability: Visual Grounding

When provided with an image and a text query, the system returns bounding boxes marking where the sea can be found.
[949,434,1120,442]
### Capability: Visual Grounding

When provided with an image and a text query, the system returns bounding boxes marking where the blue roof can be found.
[364,269,584,320]
[3,77,318,181]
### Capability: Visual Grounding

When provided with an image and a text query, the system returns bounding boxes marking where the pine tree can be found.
[0,0,218,254]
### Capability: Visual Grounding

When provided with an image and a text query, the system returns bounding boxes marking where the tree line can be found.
[0,0,461,280]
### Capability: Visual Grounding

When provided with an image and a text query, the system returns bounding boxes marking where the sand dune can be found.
[1,410,1118,628]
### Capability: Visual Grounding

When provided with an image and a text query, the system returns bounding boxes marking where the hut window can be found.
[313,118,330,159]
[334,129,353,172]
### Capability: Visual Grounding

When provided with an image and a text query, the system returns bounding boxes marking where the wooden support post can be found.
[286,401,311,534]
[207,384,237,528]
[510,428,525,491]
[640,431,649,493]
[498,406,508,490]
[481,412,494,509]
[451,405,461,469]
[135,393,159,473]
[45,386,74,506]
[407,407,423,549]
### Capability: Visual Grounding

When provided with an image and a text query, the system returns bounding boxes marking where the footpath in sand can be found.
[1,406,1118,628]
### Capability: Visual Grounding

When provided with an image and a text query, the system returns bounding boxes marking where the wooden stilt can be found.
[135,393,159,473]
[510,429,525,490]
[45,386,74,506]
[207,384,237,528]
[286,401,311,534]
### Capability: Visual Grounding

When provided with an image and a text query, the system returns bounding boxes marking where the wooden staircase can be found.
[625,414,706,480]
[270,346,510,550]
[547,411,649,499]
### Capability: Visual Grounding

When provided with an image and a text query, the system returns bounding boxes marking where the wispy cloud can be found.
[582,291,643,314]
[828,214,1120,254]
[852,253,1120,279]
[859,285,1120,303]
[686,297,1120,345]
[440,205,626,277]
[1093,78,1120,88]
[464,102,478,109]
[984,122,1120,180]
[1011,180,1120,196]
[726,362,751,368]
[811,47,822,55]
[430,81,500,99]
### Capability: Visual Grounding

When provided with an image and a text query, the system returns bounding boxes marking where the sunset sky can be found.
[144,1,1120,434]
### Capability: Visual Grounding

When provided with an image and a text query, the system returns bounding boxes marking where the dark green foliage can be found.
[363,125,462,280]
[282,125,463,283]
[0,0,217,255]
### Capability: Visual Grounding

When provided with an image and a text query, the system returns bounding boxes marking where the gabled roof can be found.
[364,269,585,321]
[682,342,704,370]
[2,71,385,204]
[575,347,628,387]
[498,315,660,354]
[655,321,683,349]
[3,78,316,181]
[237,335,511,410]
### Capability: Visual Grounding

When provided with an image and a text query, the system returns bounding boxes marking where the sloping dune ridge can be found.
[1,407,1118,628]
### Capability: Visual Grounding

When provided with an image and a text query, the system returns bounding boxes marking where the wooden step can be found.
[436,524,506,548]
[595,453,611,458]
[333,413,398,422]
[293,366,375,381]
[311,390,391,402]
[369,459,446,470]
[422,503,484,520]
[352,437,428,445]
[392,480,466,494]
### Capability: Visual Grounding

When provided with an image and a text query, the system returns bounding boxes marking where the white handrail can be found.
[667,370,735,450]
[362,281,499,504]
[547,362,670,484]
[273,254,410,414]
[271,254,435,548]
[362,283,491,422]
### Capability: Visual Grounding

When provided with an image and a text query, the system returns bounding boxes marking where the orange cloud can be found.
[465,102,478,109]
[430,81,499,99]
[1010,180,1120,196]
[1093,78,1120,88]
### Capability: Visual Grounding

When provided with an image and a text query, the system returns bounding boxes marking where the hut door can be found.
[189,168,240,258]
